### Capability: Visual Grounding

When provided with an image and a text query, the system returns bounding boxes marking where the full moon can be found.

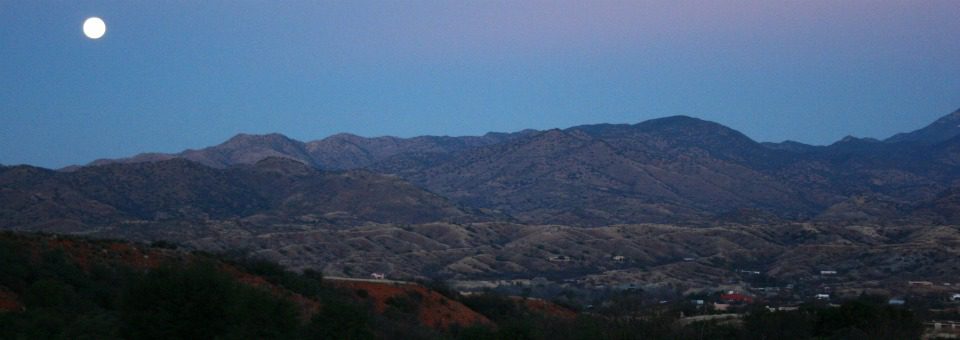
[83,17,106,39]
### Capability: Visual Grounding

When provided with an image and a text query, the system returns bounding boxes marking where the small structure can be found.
[612,255,626,262]
[548,255,571,263]
[370,272,385,280]
[820,270,837,275]
[908,281,934,286]
[815,294,830,300]
[765,305,800,312]
[888,298,906,305]
[925,320,960,337]
[951,293,960,302]
[720,293,754,304]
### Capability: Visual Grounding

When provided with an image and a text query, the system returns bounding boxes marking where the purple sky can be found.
[1,0,959,168]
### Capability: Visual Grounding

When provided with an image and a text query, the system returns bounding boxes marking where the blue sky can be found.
[2,0,959,168]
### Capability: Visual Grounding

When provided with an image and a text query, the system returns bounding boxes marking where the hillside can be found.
[4,110,960,295]
[38,217,954,297]
[0,157,481,231]
[384,117,809,226]
[0,232,511,339]
[60,109,960,225]
[81,130,536,171]
[886,108,960,145]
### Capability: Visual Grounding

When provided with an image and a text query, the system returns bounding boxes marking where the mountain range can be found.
[4,108,960,290]
[1,157,482,231]
[29,107,960,227]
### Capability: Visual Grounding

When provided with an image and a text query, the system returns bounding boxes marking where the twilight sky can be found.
[2,1,959,168]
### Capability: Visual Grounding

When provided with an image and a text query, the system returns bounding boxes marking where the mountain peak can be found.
[635,115,739,134]
[885,108,960,145]
[222,133,297,146]
[640,115,707,126]
[324,133,364,141]
[837,135,879,143]
[570,116,736,140]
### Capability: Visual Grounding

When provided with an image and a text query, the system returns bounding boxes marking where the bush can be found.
[305,298,374,339]
[120,260,299,339]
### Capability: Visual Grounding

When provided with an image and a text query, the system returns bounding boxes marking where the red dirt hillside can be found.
[0,287,22,313]
[512,296,577,320]
[330,279,492,329]
[0,233,323,318]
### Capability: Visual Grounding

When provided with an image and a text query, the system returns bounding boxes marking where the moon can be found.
[83,17,106,39]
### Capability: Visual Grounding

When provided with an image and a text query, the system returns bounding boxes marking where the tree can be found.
[120,260,300,339]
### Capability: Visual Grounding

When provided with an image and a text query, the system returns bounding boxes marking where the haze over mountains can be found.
[29,108,960,227]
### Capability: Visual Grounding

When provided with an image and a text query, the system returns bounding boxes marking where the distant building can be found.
[909,281,934,286]
[370,272,385,280]
[720,293,754,304]
[612,255,626,262]
[888,298,906,305]
[820,270,837,275]
[548,255,571,262]
[815,294,830,300]
[951,293,960,302]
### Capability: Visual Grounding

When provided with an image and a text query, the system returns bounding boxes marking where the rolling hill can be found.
[40,108,960,225]
[1,157,481,231]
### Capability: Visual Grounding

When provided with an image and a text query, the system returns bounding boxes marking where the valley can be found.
[3,110,960,321]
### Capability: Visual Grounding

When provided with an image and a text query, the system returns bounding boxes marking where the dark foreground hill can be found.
[0,232,505,339]
[0,232,927,340]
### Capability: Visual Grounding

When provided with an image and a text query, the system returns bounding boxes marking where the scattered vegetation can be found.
[0,233,394,339]
[0,232,930,339]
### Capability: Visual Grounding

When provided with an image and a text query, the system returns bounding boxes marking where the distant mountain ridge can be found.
[7,110,960,295]
[379,117,809,225]
[33,108,960,225]
[1,157,483,231]
[78,130,537,171]
[885,108,960,145]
